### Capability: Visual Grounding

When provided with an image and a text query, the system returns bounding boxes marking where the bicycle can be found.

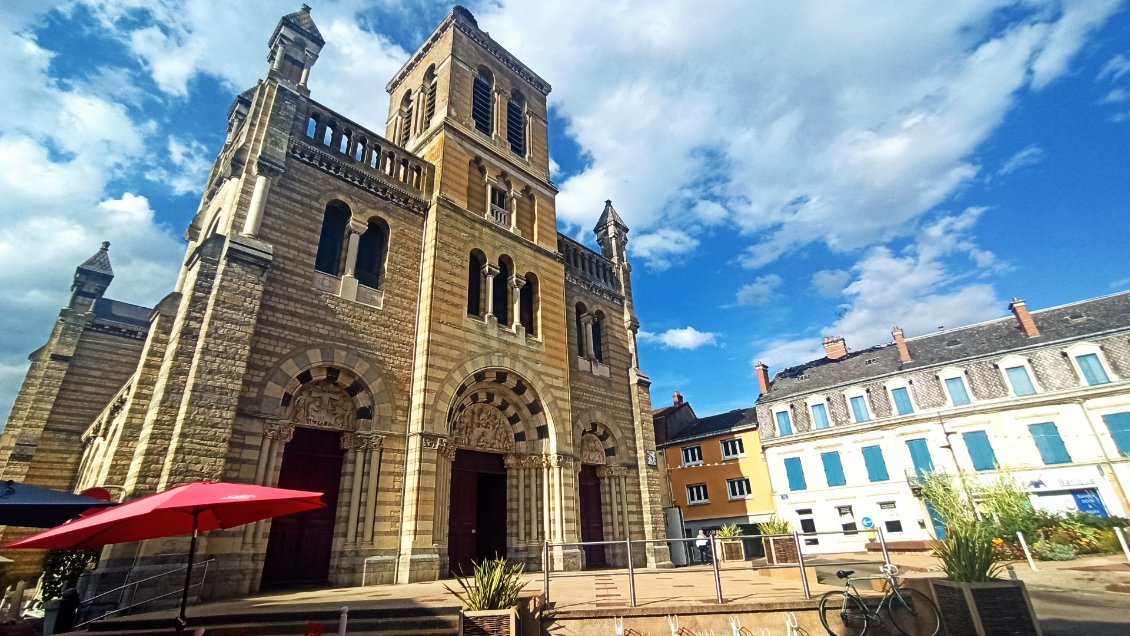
[818,564,940,636]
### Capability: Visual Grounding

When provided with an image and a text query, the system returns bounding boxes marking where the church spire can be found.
[70,241,114,312]
[266,4,324,87]
[594,200,629,264]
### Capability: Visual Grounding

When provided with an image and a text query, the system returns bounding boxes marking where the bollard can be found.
[543,541,550,606]
[626,538,637,607]
[1016,531,1037,571]
[338,606,349,636]
[1116,527,1130,566]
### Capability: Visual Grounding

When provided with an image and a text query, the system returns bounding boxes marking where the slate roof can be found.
[664,407,758,446]
[78,242,113,276]
[92,299,153,328]
[274,5,324,47]
[762,290,1130,402]
[594,200,628,234]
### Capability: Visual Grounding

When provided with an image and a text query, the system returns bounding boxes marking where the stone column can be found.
[242,162,281,237]
[581,314,595,360]
[298,51,313,87]
[507,190,519,233]
[509,275,526,334]
[248,422,294,544]
[492,86,506,140]
[342,433,363,544]
[338,219,366,301]
[359,432,384,545]
[482,264,500,323]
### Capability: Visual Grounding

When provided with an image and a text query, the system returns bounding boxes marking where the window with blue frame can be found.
[775,410,794,436]
[1103,412,1130,457]
[1005,366,1037,396]
[962,431,997,471]
[906,438,935,477]
[821,451,846,487]
[891,387,914,415]
[1029,422,1072,465]
[849,396,870,422]
[784,457,807,491]
[862,445,889,481]
[810,403,831,429]
[944,376,971,405]
[1076,353,1111,386]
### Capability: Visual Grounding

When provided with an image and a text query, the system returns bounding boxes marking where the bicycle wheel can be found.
[886,588,940,636]
[819,590,870,635]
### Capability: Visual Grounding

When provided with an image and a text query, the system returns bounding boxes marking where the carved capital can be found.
[509,274,526,290]
[348,218,369,235]
[420,433,457,460]
[264,421,295,443]
[596,465,629,479]
[482,263,500,278]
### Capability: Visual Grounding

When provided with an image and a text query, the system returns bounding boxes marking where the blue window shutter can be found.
[891,387,914,415]
[1005,366,1036,396]
[1077,354,1111,386]
[811,403,830,429]
[906,438,934,477]
[821,451,846,487]
[962,431,997,471]
[1103,412,1130,457]
[776,410,793,436]
[850,396,870,422]
[785,457,807,491]
[862,445,889,481]
[1029,423,1072,465]
[944,377,971,405]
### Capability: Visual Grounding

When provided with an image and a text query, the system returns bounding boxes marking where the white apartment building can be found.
[755,293,1130,554]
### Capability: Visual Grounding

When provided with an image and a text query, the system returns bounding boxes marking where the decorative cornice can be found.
[565,272,624,304]
[288,141,428,215]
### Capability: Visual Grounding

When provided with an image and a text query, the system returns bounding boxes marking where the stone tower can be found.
[1,5,669,599]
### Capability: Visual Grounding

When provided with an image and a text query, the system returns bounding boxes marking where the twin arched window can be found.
[466,250,538,336]
[314,201,389,289]
[575,302,605,362]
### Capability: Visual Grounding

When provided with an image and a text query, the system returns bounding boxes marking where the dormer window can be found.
[775,409,794,436]
[844,388,871,423]
[939,368,973,406]
[998,355,1039,396]
[472,68,494,135]
[1066,344,1115,386]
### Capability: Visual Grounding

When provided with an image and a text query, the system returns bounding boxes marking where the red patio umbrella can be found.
[6,481,324,631]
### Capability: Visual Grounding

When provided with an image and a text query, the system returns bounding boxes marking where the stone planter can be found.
[461,607,520,636]
[762,536,798,564]
[719,539,745,562]
[929,579,1042,636]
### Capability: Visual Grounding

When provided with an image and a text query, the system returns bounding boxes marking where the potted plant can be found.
[922,473,1042,636]
[715,523,746,561]
[759,515,798,564]
[445,557,527,636]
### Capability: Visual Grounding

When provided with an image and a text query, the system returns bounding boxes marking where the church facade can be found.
[0,6,670,596]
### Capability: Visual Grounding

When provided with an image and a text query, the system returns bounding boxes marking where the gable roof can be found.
[762,290,1130,402]
[663,407,758,446]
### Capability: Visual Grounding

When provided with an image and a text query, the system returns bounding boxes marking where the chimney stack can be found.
[755,361,771,395]
[892,327,911,363]
[673,391,684,405]
[1009,298,1040,337]
[823,336,848,361]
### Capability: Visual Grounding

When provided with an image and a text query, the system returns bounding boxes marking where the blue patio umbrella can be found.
[0,481,116,528]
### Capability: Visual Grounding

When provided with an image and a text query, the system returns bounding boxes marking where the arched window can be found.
[355,217,389,289]
[467,250,485,317]
[472,68,493,135]
[507,91,526,155]
[339,129,351,154]
[354,138,366,162]
[520,272,538,336]
[322,122,336,147]
[314,201,350,275]
[305,115,318,139]
[575,302,589,357]
[493,256,512,325]
[399,93,413,146]
[423,65,438,128]
[593,311,605,362]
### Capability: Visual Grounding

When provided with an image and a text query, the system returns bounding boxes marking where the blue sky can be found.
[1,1,1128,424]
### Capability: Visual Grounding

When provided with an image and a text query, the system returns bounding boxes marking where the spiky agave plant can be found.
[445,557,528,611]
[934,521,1004,583]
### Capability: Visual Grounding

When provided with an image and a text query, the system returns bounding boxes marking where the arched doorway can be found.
[448,448,507,573]
[261,426,343,588]
[579,432,608,567]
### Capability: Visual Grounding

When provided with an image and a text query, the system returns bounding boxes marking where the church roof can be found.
[78,242,113,276]
[594,200,628,234]
[274,4,324,47]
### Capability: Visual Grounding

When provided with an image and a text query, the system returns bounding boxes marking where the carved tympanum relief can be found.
[289,380,356,431]
[580,432,606,465]
[453,403,514,453]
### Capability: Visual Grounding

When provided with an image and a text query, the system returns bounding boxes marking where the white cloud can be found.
[998,145,1045,176]
[1100,88,1130,104]
[736,274,783,306]
[145,136,213,196]
[811,269,852,298]
[478,0,1120,268]
[631,228,699,271]
[1098,53,1130,81]
[639,327,718,350]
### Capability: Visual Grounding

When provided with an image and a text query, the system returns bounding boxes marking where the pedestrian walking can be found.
[695,529,713,563]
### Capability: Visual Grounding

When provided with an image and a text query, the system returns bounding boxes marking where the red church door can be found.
[449,450,507,575]
[261,427,343,589]
[579,464,607,567]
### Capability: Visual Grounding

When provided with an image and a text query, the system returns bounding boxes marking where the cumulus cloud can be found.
[811,269,852,298]
[1097,53,1130,82]
[736,274,783,306]
[478,0,1120,267]
[145,136,213,196]
[631,229,699,271]
[639,327,718,350]
[998,145,1046,176]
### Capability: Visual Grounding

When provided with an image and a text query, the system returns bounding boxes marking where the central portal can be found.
[448,449,507,574]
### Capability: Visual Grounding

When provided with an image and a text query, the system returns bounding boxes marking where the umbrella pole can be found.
[177,510,199,634]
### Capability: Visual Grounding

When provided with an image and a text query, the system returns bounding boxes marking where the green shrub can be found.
[759,515,793,535]
[40,548,99,601]
[934,521,1003,582]
[1031,539,1076,561]
[444,557,527,611]
[716,523,744,538]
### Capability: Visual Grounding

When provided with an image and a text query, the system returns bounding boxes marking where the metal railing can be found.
[542,528,894,608]
[75,559,214,629]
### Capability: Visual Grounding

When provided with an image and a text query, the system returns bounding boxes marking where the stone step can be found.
[74,605,461,635]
